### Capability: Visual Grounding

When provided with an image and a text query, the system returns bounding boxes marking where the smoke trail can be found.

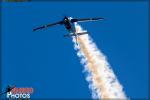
[72,23,127,99]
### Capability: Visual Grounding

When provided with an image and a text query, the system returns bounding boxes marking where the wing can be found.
[33,21,63,31]
[71,17,104,23]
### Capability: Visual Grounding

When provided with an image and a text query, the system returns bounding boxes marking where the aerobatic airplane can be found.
[33,16,104,44]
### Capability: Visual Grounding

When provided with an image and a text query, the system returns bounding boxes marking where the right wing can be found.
[33,21,63,31]
[71,17,104,23]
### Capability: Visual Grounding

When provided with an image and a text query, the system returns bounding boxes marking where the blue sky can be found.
[1,1,149,99]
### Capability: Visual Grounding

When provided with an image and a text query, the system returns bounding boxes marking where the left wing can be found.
[71,17,104,23]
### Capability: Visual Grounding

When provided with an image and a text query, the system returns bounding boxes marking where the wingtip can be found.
[33,29,37,32]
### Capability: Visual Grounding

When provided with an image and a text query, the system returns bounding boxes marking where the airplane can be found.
[0,85,15,95]
[33,16,104,45]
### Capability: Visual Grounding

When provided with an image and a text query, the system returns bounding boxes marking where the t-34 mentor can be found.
[33,16,104,44]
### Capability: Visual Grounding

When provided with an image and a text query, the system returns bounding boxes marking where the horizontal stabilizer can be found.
[64,32,88,37]
[77,32,88,36]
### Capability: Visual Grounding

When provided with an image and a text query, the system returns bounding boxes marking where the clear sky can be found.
[1,1,149,99]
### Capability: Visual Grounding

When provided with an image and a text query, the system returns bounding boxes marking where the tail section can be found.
[64,32,88,46]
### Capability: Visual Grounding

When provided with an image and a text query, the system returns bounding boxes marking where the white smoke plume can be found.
[72,23,127,100]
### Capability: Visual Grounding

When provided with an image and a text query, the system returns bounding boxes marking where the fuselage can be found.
[63,17,76,34]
